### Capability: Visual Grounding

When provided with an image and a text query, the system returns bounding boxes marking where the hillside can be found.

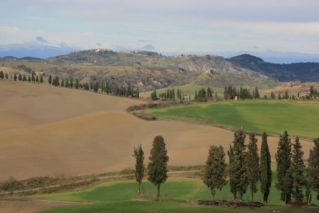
[0,50,273,91]
[0,81,312,181]
[228,54,319,82]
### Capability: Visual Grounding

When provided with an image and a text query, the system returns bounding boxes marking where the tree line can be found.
[0,71,139,98]
[133,131,319,205]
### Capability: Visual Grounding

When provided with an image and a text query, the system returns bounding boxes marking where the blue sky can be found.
[1,0,319,56]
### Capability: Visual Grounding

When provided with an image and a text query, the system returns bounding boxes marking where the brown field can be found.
[0,81,313,181]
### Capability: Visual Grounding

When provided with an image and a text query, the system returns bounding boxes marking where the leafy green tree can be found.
[133,145,145,194]
[291,137,305,202]
[203,145,227,198]
[228,130,248,200]
[308,138,319,203]
[276,131,293,203]
[260,132,272,203]
[147,136,169,199]
[246,133,259,200]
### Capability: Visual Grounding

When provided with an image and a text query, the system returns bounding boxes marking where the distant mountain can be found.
[0,42,77,59]
[228,54,319,82]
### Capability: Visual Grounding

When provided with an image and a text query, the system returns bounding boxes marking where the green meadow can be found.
[39,178,317,213]
[147,100,319,139]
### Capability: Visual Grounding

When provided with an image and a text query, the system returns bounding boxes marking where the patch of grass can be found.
[39,178,318,213]
[147,100,319,138]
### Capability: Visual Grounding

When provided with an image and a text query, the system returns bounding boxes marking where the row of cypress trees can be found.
[48,75,140,98]
[203,130,319,204]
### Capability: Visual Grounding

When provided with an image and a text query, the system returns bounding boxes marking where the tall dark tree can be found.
[228,130,248,200]
[246,133,259,200]
[133,145,145,195]
[147,136,169,199]
[48,75,52,84]
[150,90,158,101]
[291,137,305,202]
[276,131,293,203]
[203,145,227,198]
[308,138,319,203]
[75,79,79,89]
[260,133,272,203]
[0,71,4,79]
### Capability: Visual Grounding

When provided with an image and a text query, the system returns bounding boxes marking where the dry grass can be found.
[0,81,313,182]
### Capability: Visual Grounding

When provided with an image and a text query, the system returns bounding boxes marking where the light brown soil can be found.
[0,199,77,213]
[0,81,313,182]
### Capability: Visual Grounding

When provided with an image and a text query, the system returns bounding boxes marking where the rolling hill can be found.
[228,54,319,82]
[0,81,313,182]
[0,50,274,91]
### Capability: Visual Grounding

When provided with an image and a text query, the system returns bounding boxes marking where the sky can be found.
[1,0,319,58]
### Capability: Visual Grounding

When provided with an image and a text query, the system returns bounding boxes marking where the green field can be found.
[39,178,317,213]
[147,100,319,139]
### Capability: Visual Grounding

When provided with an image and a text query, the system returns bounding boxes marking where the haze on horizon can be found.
[1,0,319,62]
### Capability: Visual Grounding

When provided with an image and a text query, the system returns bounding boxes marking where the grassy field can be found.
[38,178,318,213]
[147,100,319,139]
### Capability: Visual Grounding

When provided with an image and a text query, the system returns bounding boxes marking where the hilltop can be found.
[228,54,319,82]
[0,50,273,91]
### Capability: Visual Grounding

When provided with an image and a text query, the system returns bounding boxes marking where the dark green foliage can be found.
[246,133,259,200]
[270,92,276,99]
[133,145,145,194]
[48,75,52,84]
[147,136,169,199]
[228,130,248,200]
[75,79,79,89]
[260,133,272,203]
[52,76,60,87]
[203,145,227,198]
[308,138,319,202]
[224,86,237,100]
[151,90,158,101]
[253,87,260,99]
[276,131,293,203]
[291,137,305,202]
[309,86,318,99]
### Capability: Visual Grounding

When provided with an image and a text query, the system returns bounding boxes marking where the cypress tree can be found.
[291,137,305,202]
[228,130,248,200]
[147,136,169,199]
[203,145,227,198]
[246,133,259,200]
[308,138,319,203]
[48,75,52,84]
[260,132,272,203]
[133,145,145,195]
[276,131,293,203]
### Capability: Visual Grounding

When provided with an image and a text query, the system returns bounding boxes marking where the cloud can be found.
[96,42,102,47]
[0,26,20,33]
[35,36,48,43]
